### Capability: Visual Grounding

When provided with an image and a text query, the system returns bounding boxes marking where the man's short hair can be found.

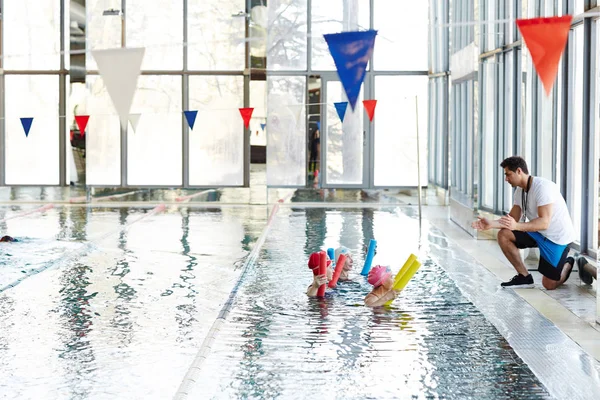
[500,156,529,174]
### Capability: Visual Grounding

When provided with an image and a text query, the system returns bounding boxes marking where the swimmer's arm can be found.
[364,290,397,307]
[307,274,327,297]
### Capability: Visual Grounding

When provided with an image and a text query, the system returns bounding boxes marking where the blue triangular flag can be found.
[184,110,198,130]
[20,117,33,137]
[316,121,321,130]
[324,30,377,110]
[260,123,266,131]
[334,102,348,122]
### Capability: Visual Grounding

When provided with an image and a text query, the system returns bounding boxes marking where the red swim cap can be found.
[308,252,321,271]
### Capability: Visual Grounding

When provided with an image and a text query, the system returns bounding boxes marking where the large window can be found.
[311,0,370,71]
[481,60,496,210]
[126,0,183,70]
[374,76,428,187]
[4,76,60,185]
[373,0,428,71]
[188,0,246,71]
[86,76,122,186]
[2,0,62,70]
[189,76,245,186]
[569,26,584,239]
[127,76,183,186]
[267,0,308,71]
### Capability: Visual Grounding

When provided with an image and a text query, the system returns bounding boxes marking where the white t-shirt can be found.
[513,176,575,245]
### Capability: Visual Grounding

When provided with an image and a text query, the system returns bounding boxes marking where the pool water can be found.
[186,207,551,399]
[0,205,551,399]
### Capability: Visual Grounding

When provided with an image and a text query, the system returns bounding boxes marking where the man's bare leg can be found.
[497,229,529,276]
[542,259,574,290]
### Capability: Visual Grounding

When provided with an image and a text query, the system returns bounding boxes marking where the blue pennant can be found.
[324,30,378,110]
[316,121,321,131]
[20,117,34,137]
[260,123,266,131]
[184,110,198,130]
[334,102,348,122]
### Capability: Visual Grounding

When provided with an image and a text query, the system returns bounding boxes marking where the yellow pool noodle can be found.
[392,254,417,287]
[385,258,422,306]
[392,259,422,292]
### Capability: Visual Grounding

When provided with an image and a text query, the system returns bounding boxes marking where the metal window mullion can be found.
[307,0,312,74]
[243,0,251,187]
[182,0,189,188]
[581,16,592,252]
[59,0,66,186]
[477,64,484,210]
[0,0,4,186]
[120,0,127,186]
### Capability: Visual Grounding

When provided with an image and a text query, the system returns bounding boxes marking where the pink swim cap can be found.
[368,265,392,287]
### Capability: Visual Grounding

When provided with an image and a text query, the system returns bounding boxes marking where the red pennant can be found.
[74,115,90,137]
[363,100,377,122]
[239,108,254,129]
[516,16,572,96]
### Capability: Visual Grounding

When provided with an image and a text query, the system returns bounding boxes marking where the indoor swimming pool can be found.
[0,203,598,399]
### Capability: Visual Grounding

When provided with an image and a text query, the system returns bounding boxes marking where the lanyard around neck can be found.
[521,176,532,222]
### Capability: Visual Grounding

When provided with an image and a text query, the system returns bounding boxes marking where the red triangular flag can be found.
[363,100,377,122]
[239,108,254,129]
[75,115,90,137]
[516,16,572,96]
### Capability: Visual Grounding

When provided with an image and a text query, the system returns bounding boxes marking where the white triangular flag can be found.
[128,113,141,132]
[92,47,145,129]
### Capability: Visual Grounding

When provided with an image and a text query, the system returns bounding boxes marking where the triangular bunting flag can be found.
[363,100,377,122]
[516,16,572,96]
[239,108,254,129]
[324,30,377,110]
[184,110,198,130]
[334,102,348,122]
[92,47,145,128]
[74,115,90,137]
[128,113,141,132]
[20,117,33,137]
[260,123,266,131]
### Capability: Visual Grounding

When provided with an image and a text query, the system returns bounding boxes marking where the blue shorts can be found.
[512,231,570,281]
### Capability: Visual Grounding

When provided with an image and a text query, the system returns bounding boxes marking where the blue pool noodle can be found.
[327,248,335,264]
[360,239,377,276]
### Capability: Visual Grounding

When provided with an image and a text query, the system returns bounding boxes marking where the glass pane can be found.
[373,76,428,187]
[86,75,122,185]
[128,76,182,186]
[86,0,123,71]
[373,0,428,71]
[570,27,584,239]
[126,0,183,70]
[311,0,370,71]
[3,0,61,70]
[4,76,60,185]
[188,0,246,70]
[266,76,306,186]
[325,81,363,185]
[250,81,267,146]
[267,0,308,71]
[482,61,495,209]
[189,76,245,186]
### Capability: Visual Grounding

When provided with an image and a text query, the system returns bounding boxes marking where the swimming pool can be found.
[180,207,551,399]
[0,203,595,399]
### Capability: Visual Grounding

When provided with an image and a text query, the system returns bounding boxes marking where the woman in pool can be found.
[306,252,333,297]
[364,265,398,307]
[334,246,353,281]
[0,235,17,242]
